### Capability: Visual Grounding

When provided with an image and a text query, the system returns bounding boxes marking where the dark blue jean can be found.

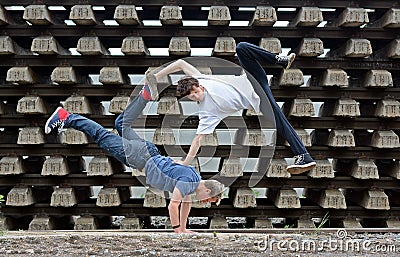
[236,42,308,155]
[64,95,159,170]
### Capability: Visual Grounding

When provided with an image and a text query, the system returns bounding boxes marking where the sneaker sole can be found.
[44,106,63,134]
[286,161,316,175]
[285,53,296,69]
[145,73,159,100]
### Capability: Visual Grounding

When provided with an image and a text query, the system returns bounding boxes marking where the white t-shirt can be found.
[195,75,260,134]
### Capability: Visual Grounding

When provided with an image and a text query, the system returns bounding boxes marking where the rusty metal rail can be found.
[0,174,399,189]
[1,115,400,130]
[2,0,398,8]
[0,56,399,73]
[0,145,398,159]
[2,201,399,219]
[2,26,398,43]
[1,85,400,99]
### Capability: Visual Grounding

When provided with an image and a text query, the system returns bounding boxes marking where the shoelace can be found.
[294,154,305,165]
[51,120,65,133]
[275,55,287,64]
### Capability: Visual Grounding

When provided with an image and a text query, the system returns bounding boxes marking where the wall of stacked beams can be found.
[0,0,399,230]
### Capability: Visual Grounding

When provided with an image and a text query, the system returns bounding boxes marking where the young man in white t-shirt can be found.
[147,59,261,166]
[145,51,316,174]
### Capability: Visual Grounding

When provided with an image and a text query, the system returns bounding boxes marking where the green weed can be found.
[312,212,330,236]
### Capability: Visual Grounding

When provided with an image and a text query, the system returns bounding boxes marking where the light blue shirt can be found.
[144,155,201,196]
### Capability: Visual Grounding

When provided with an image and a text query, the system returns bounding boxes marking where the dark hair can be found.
[177,77,200,97]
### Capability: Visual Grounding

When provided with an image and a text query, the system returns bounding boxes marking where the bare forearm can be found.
[155,59,201,79]
[179,201,191,229]
[183,134,203,165]
[168,201,181,232]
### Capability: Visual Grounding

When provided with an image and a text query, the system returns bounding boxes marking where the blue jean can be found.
[236,42,308,155]
[64,95,159,170]
[115,95,160,159]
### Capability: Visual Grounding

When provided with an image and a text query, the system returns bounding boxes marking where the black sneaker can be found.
[286,153,316,174]
[145,72,159,100]
[44,107,70,134]
[275,53,296,69]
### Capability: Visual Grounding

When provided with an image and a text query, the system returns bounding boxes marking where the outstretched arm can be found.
[175,117,220,166]
[175,134,204,166]
[169,188,196,233]
[155,59,202,80]
[169,187,184,233]
[179,195,195,233]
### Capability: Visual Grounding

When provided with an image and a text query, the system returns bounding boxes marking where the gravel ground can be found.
[0,230,399,256]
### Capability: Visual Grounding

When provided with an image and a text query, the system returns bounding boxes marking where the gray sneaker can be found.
[275,53,296,69]
[145,72,159,100]
[286,153,316,174]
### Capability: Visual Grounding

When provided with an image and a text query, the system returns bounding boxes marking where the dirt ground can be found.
[0,230,399,256]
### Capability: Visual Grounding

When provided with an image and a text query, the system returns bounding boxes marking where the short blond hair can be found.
[204,180,225,206]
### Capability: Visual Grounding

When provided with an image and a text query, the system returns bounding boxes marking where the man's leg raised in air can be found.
[115,88,150,138]
[236,42,316,174]
[114,87,161,159]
